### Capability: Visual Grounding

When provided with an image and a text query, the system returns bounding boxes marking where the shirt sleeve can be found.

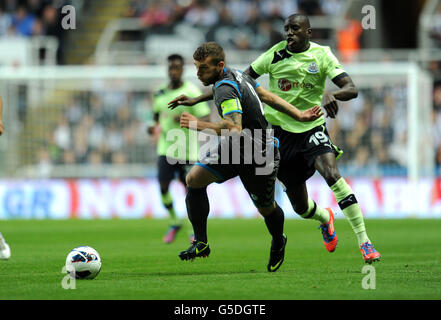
[250,48,274,76]
[215,84,243,118]
[251,41,285,76]
[323,46,346,80]
[244,71,260,89]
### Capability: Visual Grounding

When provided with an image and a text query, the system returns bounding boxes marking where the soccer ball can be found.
[65,246,102,279]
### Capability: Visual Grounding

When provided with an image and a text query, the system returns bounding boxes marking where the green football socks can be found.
[299,198,330,224]
[161,191,179,225]
[330,177,369,246]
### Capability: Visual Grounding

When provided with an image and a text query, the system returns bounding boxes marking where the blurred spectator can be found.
[36,146,53,177]
[11,5,36,36]
[320,0,343,16]
[111,151,127,164]
[88,151,103,165]
[62,150,76,164]
[41,5,62,37]
[430,2,441,47]
[225,0,252,25]
[139,0,174,28]
[298,0,322,16]
[337,15,363,63]
[259,0,299,19]
[184,0,219,28]
[0,0,69,63]
[125,0,148,18]
[0,7,13,35]
[53,115,71,150]
[436,146,441,169]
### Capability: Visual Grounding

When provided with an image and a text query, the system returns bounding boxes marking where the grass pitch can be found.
[0,218,440,300]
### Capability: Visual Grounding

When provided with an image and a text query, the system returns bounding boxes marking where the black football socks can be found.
[185,187,210,243]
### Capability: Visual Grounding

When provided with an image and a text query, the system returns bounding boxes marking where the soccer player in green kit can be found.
[148,54,211,244]
[170,14,381,263]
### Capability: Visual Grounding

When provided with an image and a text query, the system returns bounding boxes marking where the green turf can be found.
[0,218,440,300]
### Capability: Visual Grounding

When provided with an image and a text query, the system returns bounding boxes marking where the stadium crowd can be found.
[3,0,439,176]
[39,82,412,179]
[327,84,408,176]
[45,89,153,167]
[125,0,343,25]
[0,0,73,64]
[0,0,67,38]
[123,0,344,51]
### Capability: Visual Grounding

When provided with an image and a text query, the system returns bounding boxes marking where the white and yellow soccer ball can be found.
[65,246,102,279]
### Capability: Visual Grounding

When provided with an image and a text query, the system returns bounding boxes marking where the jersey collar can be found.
[285,42,311,55]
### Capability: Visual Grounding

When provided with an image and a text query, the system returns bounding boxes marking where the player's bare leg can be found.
[285,182,337,252]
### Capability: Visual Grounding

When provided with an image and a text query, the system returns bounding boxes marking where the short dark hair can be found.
[193,42,225,65]
[286,13,311,28]
[167,54,184,64]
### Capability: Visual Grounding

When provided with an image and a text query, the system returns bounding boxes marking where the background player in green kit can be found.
[170,15,381,264]
[148,54,211,244]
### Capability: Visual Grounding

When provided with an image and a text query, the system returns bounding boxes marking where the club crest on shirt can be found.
[278,78,292,91]
[307,62,319,74]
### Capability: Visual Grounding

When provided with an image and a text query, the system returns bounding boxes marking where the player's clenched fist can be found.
[323,92,338,118]
[180,112,198,129]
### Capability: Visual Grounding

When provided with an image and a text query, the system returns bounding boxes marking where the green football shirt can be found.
[153,81,211,161]
[251,41,346,133]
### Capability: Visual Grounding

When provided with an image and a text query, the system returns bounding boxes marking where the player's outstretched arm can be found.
[323,74,358,118]
[180,112,241,136]
[0,96,4,135]
[168,91,214,110]
[256,86,323,122]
